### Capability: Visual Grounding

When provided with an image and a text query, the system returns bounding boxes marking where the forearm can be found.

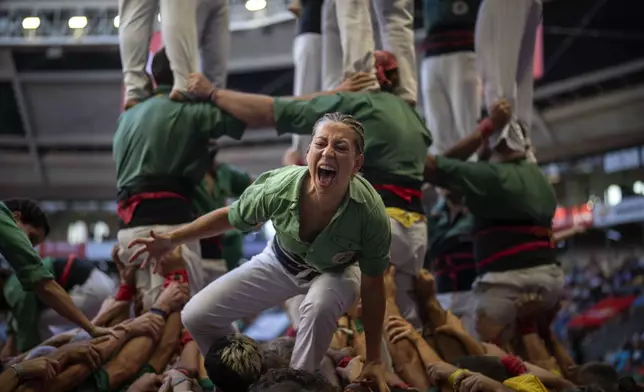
[34,279,93,333]
[176,340,201,373]
[92,301,131,327]
[0,368,20,392]
[168,207,234,245]
[282,89,341,101]
[453,330,486,356]
[147,313,181,372]
[212,89,275,128]
[360,276,386,362]
[105,336,157,389]
[443,118,493,161]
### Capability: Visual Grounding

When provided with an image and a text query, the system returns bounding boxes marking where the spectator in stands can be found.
[0,199,112,340]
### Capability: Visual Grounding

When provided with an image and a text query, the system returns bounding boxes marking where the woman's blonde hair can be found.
[312,112,365,154]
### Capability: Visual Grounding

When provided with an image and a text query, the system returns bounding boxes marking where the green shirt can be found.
[273,92,431,183]
[228,165,391,276]
[4,257,55,351]
[194,163,253,269]
[432,157,557,224]
[113,86,247,189]
[0,203,53,291]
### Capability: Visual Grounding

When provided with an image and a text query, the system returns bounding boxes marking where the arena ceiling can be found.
[0,0,643,200]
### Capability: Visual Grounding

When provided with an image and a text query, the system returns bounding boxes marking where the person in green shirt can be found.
[194,142,254,282]
[187,50,430,329]
[424,101,564,345]
[0,199,112,343]
[113,48,247,311]
[425,188,477,334]
[1,255,115,352]
[127,113,390,390]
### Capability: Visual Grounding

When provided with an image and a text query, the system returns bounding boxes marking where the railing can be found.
[0,0,293,45]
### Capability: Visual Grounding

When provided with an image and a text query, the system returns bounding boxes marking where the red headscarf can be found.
[374,50,398,87]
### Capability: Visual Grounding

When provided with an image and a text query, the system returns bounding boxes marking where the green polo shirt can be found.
[113,86,247,189]
[432,157,557,223]
[228,165,391,276]
[4,257,55,351]
[194,163,253,269]
[273,92,431,183]
[0,203,53,291]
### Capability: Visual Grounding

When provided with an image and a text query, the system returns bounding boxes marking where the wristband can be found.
[10,363,24,381]
[115,283,136,301]
[163,269,189,288]
[149,307,168,320]
[500,355,528,376]
[448,369,469,388]
[180,330,194,346]
[478,117,495,139]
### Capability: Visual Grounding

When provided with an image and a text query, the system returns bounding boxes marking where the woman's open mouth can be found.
[317,165,337,187]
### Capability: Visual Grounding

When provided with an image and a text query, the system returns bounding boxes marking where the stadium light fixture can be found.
[114,15,120,28]
[22,17,41,30]
[245,0,267,12]
[158,14,161,22]
[68,16,88,29]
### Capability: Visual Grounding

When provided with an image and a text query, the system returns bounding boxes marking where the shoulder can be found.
[349,174,387,215]
[252,165,306,196]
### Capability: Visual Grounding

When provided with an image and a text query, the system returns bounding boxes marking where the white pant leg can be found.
[475,0,535,114]
[322,0,344,90]
[181,244,304,355]
[292,33,323,155]
[421,56,455,155]
[159,0,199,93]
[118,224,205,311]
[286,294,306,330]
[371,0,418,103]
[446,52,482,142]
[291,264,361,371]
[197,0,230,89]
[515,0,542,131]
[39,269,117,335]
[325,0,377,89]
[389,219,427,329]
[201,258,229,284]
[118,0,157,101]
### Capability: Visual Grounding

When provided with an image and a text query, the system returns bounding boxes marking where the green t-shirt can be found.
[4,257,55,351]
[113,86,247,189]
[273,92,431,183]
[0,202,53,291]
[432,157,557,224]
[228,165,391,276]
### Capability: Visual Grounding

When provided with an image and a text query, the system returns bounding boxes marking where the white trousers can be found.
[117,224,205,311]
[287,218,426,330]
[196,0,229,88]
[182,243,361,373]
[201,258,229,284]
[322,0,378,91]
[475,0,542,130]
[421,52,482,155]
[291,33,323,157]
[39,268,116,338]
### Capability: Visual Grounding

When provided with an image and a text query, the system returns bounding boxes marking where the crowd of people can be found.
[1,0,642,391]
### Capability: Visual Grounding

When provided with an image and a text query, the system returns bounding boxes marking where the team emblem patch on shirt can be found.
[452,0,469,15]
[332,251,357,265]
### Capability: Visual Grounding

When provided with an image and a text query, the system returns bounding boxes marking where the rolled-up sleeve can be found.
[227,171,276,232]
[193,103,247,140]
[0,205,53,290]
[358,201,391,277]
[273,93,351,136]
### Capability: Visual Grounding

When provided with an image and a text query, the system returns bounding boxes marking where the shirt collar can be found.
[154,85,172,95]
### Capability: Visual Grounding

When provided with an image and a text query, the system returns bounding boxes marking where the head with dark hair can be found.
[3,199,49,246]
[307,112,365,195]
[204,333,265,392]
[261,337,295,370]
[578,362,619,392]
[248,368,336,392]
[151,48,174,87]
[453,356,513,383]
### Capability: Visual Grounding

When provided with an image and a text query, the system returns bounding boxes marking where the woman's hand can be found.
[386,316,420,344]
[426,361,459,385]
[490,99,511,130]
[356,361,389,392]
[338,72,378,93]
[18,357,61,381]
[187,72,216,100]
[127,230,176,273]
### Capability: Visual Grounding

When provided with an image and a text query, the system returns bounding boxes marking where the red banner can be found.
[552,203,594,232]
[568,296,636,329]
[534,23,544,80]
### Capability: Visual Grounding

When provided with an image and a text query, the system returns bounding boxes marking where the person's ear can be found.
[353,154,364,174]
